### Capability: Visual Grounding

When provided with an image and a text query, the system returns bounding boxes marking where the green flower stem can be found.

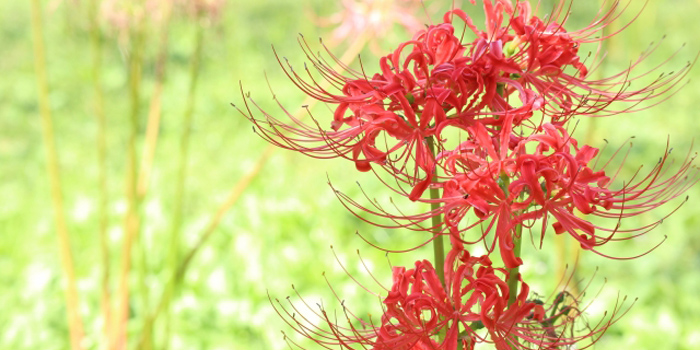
[426,136,445,286]
[506,223,523,306]
[426,136,448,345]
[499,172,523,307]
[494,74,524,309]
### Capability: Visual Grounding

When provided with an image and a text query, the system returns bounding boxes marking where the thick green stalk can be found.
[499,172,523,307]
[484,148,523,311]
[504,169,523,349]
[506,224,523,306]
[426,136,448,345]
[30,1,86,349]
[426,137,445,286]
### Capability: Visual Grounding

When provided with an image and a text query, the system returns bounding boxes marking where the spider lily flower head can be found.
[440,124,698,267]
[455,0,694,119]
[269,249,537,350]
[240,21,471,201]
[332,123,698,267]
[272,246,629,350]
[374,251,545,350]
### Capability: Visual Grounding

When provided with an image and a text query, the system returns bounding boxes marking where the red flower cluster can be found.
[375,250,546,350]
[338,121,696,267]
[240,0,696,349]
[273,246,631,350]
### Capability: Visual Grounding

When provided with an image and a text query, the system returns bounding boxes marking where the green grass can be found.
[2,0,700,349]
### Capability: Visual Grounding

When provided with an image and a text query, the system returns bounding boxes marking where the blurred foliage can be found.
[2,0,700,349]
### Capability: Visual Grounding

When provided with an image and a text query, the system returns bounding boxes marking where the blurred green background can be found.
[2,0,700,349]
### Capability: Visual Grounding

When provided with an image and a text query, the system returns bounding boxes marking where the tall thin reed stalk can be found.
[30,1,86,349]
[134,7,174,350]
[88,0,111,345]
[112,23,147,350]
[160,20,206,350]
[137,2,173,199]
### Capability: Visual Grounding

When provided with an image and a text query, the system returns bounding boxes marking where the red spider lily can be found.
[373,252,543,350]
[332,123,697,267]
[239,22,468,200]
[453,0,694,120]
[271,246,630,350]
[238,0,692,207]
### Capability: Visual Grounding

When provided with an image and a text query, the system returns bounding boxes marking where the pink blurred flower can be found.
[314,0,425,51]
